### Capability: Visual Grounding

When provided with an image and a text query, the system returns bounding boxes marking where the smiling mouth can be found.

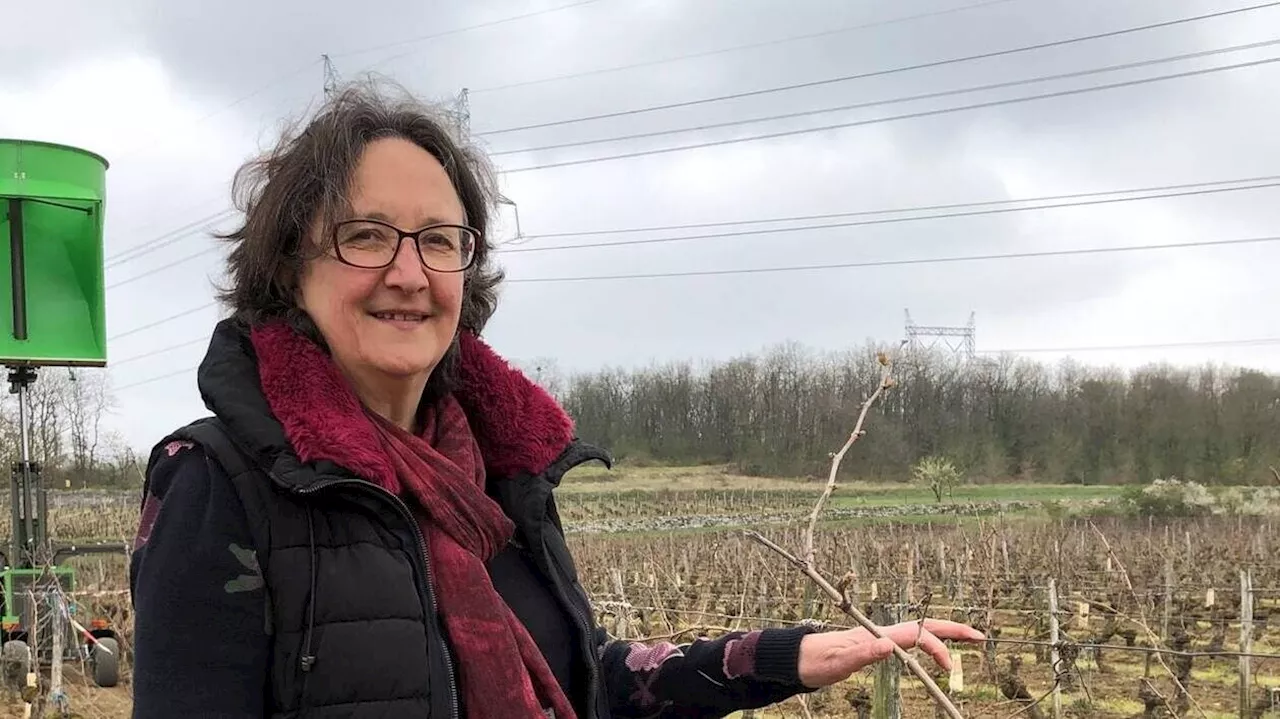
[370,311,430,322]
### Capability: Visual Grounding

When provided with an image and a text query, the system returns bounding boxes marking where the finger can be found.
[878,621,975,658]
[841,636,898,676]
[915,628,952,670]
[917,618,986,642]
[878,621,938,647]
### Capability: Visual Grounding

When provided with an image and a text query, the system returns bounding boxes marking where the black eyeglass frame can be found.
[330,218,480,272]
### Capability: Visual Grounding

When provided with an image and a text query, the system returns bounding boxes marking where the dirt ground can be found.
[5,649,1273,718]
[1,663,131,719]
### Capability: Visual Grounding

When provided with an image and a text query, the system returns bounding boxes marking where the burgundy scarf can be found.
[250,321,577,719]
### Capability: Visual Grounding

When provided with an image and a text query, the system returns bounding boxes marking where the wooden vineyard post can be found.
[802,576,817,618]
[24,590,38,719]
[757,577,769,623]
[872,592,903,719]
[611,568,630,639]
[1161,555,1173,644]
[905,544,916,604]
[1239,569,1254,719]
[50,595,63,710]
[938,541,947,589]
[1048,578,1061,719]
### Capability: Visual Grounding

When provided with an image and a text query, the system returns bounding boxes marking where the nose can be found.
[382,237,430,292]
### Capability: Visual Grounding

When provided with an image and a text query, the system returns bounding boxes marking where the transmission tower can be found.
[322,54,340,98]
[449,88,521,239]
[904,309,976,361]
[449,88,471,139]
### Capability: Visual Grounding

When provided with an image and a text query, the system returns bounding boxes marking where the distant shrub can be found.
[912,456,962,502]
[1216,486,1280,515]
[1113,477,1280,518]
[1122,478,1214,517]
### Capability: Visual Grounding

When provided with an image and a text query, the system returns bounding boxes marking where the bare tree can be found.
[28,371,70,485]
[559,342,1280,485]
[0,398,21,469]
[62,370,113,488]
[95,430,145,488]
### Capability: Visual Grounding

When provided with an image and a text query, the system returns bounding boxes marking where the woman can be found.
[129,80,982,718]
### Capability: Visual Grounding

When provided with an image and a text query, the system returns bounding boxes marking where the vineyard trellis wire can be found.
[570,511,1280,718]
[589,583,1280,717]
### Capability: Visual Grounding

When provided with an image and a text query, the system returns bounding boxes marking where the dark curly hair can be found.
[215,77,503,401]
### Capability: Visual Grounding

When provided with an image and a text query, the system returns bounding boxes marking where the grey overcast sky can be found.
[2,0,1279,453]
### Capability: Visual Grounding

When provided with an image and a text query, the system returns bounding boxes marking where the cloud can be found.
[3,0,1277,453]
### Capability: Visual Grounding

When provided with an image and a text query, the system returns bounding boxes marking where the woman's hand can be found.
[798,619,985,688]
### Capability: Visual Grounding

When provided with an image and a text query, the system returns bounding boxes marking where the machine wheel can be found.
[1,640,31,690]
[90,637,119,688]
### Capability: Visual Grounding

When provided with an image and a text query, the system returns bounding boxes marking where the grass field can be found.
[561,463,1123,504]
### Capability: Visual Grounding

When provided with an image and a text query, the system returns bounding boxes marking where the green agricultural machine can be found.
[0,138,121,689]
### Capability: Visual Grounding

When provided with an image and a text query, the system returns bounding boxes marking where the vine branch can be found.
[747,340,966,719]
[1088,522,1207,719]
[802,343,903,567]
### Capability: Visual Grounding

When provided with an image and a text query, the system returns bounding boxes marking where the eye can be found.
[338,222,392,246]
[420,230,458,249]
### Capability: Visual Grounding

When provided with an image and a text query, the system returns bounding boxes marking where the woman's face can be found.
[297,136,466,389]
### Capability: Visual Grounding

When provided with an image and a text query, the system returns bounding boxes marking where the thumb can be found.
[868,637,896,662]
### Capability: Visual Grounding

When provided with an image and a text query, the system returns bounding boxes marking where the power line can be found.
[108,302,219,342]
[107,29,1280,268]
[518,175,1280,240]
[107,7,600,266]
[105,209,235,268]
[107,196,233,251]
[111,1,606,166]
[500,54,1280,174]
[501,182,1280,254]
[99,178,1280,278]
[100,5,609,271]
[111,337,208,367]
[503,236,1279,284]
[112,327,1280,394]
[100,6,1008,261]
[352,0,609,67]
[982,338,1280,354]
[107,246,223,290]
[490,38,1280,158]
[478,1,1280,136]
[115,366,199,393]
[111,61,321,165]
[98,6,1280,273]
[105,231,1278,390]
[470,0,1022,94]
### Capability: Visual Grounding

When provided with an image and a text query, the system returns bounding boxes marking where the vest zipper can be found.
[541,535,601,717]
[291,476,460,719]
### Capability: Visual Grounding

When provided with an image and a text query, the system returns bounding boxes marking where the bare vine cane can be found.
[744,340,968,719]
[803,343,904,568]
[1087,522,1206,719]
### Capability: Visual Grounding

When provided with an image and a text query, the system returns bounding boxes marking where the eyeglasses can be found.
[331,218,479,272]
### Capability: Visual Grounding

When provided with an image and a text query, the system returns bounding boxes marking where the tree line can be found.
[0,369,139,490]
[5,344,1275,491]
[536,344,1280,485]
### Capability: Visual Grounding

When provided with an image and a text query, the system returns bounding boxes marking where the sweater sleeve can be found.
[597,623,818,718]
[129,440,271,719]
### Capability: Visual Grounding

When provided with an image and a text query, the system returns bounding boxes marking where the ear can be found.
[275,259,304,311]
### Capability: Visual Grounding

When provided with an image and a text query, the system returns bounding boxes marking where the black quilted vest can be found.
[170,320,613,718]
